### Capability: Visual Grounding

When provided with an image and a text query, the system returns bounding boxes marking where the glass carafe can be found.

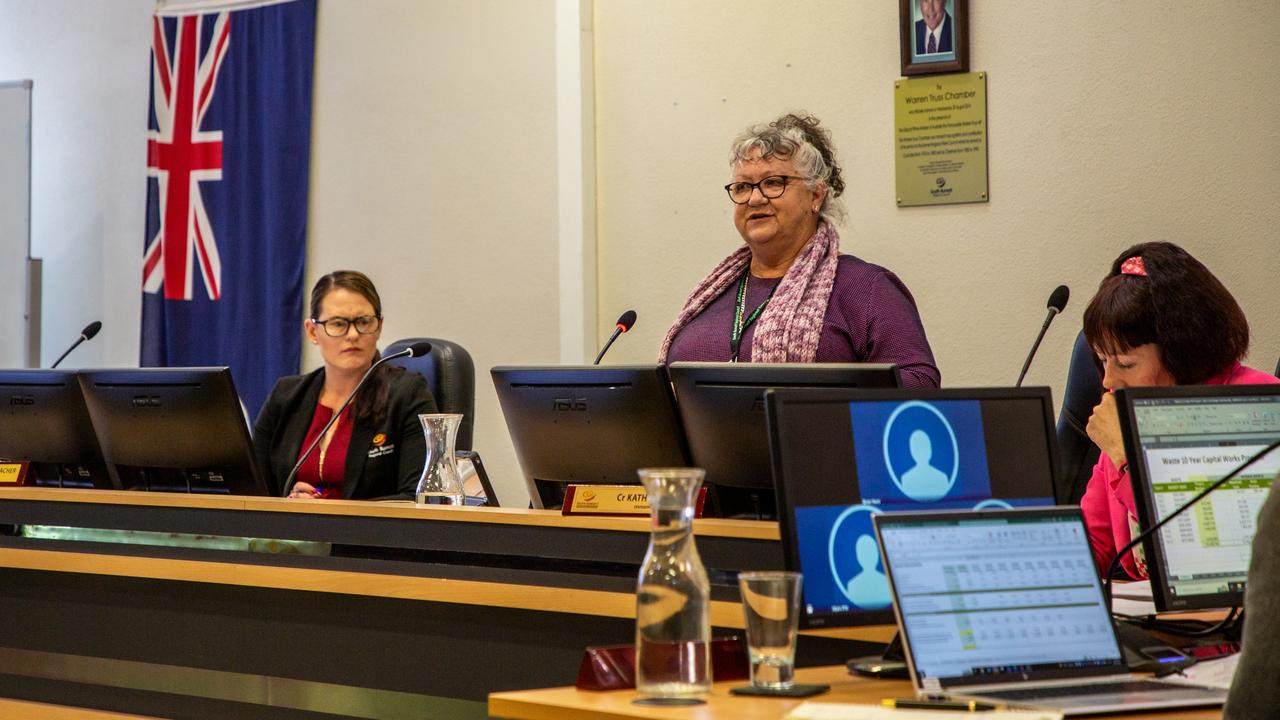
[415,413,463,506]
[634,467,711,701]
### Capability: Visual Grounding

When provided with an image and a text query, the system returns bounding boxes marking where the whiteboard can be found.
[0,80,33,367]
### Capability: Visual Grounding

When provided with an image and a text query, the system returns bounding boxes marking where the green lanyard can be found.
[730,271,777,362]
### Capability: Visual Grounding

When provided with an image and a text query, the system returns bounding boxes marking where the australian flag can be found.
[141,0,316,417]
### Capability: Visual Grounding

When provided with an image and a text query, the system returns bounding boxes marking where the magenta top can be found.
[1081,362,1280,578]
[665,254,940,388]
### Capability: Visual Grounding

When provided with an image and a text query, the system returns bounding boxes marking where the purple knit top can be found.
[665,254,941,388]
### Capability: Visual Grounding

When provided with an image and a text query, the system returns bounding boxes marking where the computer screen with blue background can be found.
[768,387,1059,628]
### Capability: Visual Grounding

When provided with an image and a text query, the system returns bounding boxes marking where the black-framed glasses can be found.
[724,175,806,204]
[312,315,382,337]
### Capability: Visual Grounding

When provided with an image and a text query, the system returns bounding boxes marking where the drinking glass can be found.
[738,571,802,689]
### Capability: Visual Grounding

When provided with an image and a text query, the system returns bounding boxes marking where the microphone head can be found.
[1047,285,1070,313]
[616,310,637,332]
[406,341,433,358]
[81,321,103,340]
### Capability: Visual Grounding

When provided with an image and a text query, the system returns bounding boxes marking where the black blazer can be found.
[252,367,437,498]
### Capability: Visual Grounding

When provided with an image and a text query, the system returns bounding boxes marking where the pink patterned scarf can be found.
[658,221,841,363]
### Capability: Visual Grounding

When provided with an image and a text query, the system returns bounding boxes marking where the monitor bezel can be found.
[490,365,689,509]
[1116,383,1280,612]
[767,385,1062,629]
[76,367,267,496]
[0,369,113,489]
[668,362,901,496]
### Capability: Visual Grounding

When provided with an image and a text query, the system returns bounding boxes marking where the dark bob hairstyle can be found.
[1082,241,1249,385]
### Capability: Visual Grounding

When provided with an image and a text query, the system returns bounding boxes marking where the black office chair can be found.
[1056,330,1104,505]
[383,337,475,450]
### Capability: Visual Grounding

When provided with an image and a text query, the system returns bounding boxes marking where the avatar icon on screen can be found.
[902,429,949,500]
[844,534,891,608]
[851,399,992,506]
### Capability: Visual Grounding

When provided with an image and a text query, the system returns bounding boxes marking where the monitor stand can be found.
[845,631,909,679]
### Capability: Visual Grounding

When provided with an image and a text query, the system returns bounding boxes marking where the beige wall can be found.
[594,1,1280,400]
[0,0,153,368]
[306,0,561,505]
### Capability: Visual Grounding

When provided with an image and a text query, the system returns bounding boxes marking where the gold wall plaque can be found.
[895,71,988,207]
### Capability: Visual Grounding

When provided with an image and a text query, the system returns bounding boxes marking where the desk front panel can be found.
[0,489,885,718]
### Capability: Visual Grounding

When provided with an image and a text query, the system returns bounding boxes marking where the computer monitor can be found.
[668,362,901,519]
[0,370,112,489]
[77,368,268,495]
[766,386,1060,630]
[491,365,689,509]
[1116,384,1280,612]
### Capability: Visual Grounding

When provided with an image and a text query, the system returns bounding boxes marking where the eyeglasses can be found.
[312,315,382,337]
[724,175,806,204]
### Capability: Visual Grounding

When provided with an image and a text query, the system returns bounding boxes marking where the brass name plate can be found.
[895,71,989,207]
[0,462,31,486]
[562,485,651,516]
[561,485,708,517]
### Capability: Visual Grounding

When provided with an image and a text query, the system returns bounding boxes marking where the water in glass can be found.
[738,571,802,689]
[634,468,711,700]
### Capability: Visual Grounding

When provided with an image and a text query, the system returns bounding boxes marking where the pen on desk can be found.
[882,697,1001,711]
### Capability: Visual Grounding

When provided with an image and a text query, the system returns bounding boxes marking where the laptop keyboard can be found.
[979,679,1180,701]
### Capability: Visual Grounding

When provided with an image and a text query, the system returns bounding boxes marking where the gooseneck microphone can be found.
[281,341,432,497]
[1015,285,1070,387]
[593,310,638,365]
[1103,436,1280,611]
[50,321,103,369]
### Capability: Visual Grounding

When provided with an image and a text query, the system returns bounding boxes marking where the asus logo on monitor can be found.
[7,395,34,406]
[553,397,587,412]
[131,395,162,408]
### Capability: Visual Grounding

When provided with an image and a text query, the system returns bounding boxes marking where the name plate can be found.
[0,462,31,486]
[561,485,707,517]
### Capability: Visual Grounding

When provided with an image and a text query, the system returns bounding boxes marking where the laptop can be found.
[873,506,1227,716]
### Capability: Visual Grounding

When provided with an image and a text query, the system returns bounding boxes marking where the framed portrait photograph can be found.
[900,0,969,76]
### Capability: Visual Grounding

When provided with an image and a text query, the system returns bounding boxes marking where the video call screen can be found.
[770,390,1058,627]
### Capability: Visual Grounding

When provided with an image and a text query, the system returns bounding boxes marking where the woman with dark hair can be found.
[252,271,436,499]
[658,112,939,388]
[1081,242,1278,576]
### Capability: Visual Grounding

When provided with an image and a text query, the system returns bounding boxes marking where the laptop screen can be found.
[875,508,1125,689]
[1118,385,1280,611]
[767,387,1059,629]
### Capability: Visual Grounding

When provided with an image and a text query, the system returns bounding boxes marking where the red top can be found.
[295,403,353,499]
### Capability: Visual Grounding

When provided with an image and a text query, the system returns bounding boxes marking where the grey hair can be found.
[728,113,847,223]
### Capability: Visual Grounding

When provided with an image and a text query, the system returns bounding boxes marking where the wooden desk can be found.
[0,488,881,719]
[0,697,161,720]
[488,665,1224,720]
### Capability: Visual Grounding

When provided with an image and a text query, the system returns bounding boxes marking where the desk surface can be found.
[0,486,778,539]
[487,665,1223,720]
[0,697,160,719]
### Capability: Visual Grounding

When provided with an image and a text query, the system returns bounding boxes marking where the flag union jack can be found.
[141,0,314,417]
[144,13,231,301]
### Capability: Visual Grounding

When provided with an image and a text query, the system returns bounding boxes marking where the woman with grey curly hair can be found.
[658,113,939,388]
